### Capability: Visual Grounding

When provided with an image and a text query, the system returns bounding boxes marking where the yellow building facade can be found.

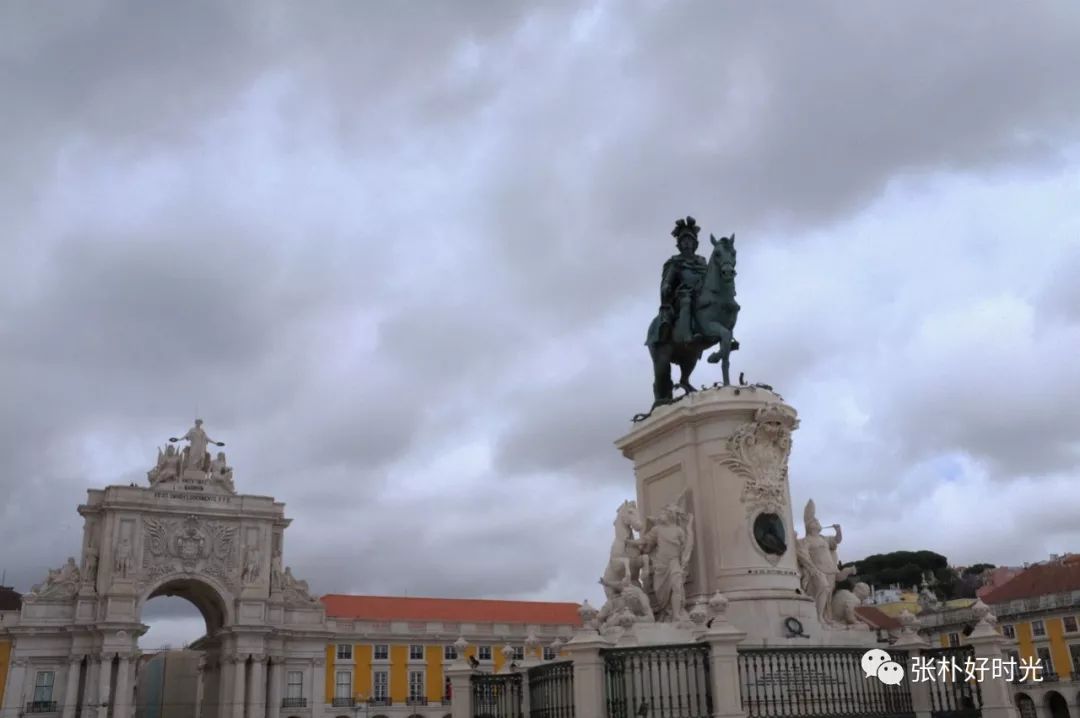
[317,638,558,709]
[915,558,1080,718]
[316,594,578,713]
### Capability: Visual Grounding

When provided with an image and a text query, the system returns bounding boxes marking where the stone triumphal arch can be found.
[1,421,329,718]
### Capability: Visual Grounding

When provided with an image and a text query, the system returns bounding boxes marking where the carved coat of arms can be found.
[142,515,238,590]
[721,404,799,514]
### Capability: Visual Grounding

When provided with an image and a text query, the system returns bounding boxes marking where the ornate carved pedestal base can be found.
[616,386,874,647]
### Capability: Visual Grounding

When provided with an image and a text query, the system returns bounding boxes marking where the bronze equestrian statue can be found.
[645,216,740,408]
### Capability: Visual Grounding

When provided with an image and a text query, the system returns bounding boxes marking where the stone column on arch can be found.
[247,654,266,718]
[219,655,235,718]
[2,657,29,715]
[231,655,248,718]
[81,656,100,716]
[97,653,114,715]
[113,652,134,718]
[61,654,84,718]
[266,655,284,716]
[311,657,326,711]
[194,655,206,718]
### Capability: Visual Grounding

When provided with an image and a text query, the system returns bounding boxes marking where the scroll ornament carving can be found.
[23,557,81,602]
[722,403,799,514]
[140,515,238,591]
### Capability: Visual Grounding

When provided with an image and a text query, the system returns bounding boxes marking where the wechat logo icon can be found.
[862,649,905,685]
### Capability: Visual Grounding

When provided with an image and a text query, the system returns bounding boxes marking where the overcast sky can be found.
[3,1,1080,648]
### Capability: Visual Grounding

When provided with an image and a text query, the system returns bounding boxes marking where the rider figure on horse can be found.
[654,216,708,346]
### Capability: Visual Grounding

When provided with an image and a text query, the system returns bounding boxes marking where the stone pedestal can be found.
[445,663,473,718]
[893,628,933,718]
[563,630,611,718]
[616,386,869,646]
[967,622,1021,718]
[699,612,748,718]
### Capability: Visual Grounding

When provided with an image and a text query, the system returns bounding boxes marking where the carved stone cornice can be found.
[250,653,267,665]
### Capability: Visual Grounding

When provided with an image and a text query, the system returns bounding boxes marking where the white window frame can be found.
[335,670,352,699]
[372,670,389,700]
[444,644,457,661]
[948,632,960,647]
[33,671,55,704]
[286,670,304,699]
[1032,620,1046,637]
[1063,615,1078,634]
[408,670,425,700]
[1069,644,1080,675]
[478,645,492,661]
[543,646,557,661]
[373,644,389,661]
[409,644,425,661]
[336,644,353,661]
[512,646,524,661]
[1002,624,1016,639]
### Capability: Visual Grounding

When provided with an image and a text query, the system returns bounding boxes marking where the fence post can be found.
[893,610,932,718]
[563,613,610,718]
[700,592,747,718]
[965,601,1020,718]
[446,663,473,718]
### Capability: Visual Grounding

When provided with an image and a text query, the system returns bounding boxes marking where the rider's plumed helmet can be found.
[671,216,701,249]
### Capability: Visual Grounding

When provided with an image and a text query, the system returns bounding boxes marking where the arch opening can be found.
[1045,690,1071,718]
[143,577,229,638]
[134,578,230,718]
[1016,692,1036,718]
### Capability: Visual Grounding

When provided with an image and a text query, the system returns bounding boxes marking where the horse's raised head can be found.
[709,233,736,253]
[616,499,643,530]
[708,233,737,278]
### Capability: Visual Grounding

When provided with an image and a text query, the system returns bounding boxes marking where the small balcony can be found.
[1043,672,1060,682]
[406,697,428,706]
[26,702,58,714]
[369,697,391,706]
[441,696,453,705]
[281,697,307,708]
[332,697,355,707]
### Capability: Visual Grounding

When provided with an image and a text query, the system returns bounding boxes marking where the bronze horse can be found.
[645,234,739,408]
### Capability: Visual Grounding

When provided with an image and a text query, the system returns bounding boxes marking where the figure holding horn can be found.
[796,499,855,626]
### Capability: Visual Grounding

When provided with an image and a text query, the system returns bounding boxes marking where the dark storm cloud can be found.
[2,2,1080,630]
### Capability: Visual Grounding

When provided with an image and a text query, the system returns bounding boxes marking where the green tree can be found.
[847,551,986,600]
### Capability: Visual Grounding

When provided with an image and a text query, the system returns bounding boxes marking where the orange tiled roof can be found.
[855,606,902,631]
[321,594,582,626]
[981,561,1080,604]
